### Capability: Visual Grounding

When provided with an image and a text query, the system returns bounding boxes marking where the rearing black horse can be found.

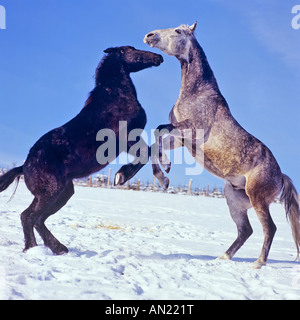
[0,46,163,255]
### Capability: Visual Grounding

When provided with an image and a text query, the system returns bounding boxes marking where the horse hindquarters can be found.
[22,164,74,254]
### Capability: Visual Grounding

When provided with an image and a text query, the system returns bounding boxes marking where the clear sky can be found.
[0,0,299,191]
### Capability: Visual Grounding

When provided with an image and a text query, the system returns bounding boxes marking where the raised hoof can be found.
[252,260,266,269]
[162,177,169,191]
[114,172,126,186]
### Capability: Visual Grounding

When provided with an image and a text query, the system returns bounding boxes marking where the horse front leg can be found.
[151,161,170,190]
[150,136,183,190]
[114,136,169,190]
[114,137,149,186]
[153,120,194,173]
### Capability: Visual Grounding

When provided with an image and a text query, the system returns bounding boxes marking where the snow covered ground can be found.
[0,181,300,300]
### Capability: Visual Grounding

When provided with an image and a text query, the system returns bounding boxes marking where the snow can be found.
[0,181,300,300]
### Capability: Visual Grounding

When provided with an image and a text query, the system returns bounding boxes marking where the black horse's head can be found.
[103,46,163,73]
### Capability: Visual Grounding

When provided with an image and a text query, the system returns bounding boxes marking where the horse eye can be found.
[175,29,181,34]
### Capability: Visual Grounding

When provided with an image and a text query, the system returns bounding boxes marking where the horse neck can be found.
[179,38,219,95]
[95,55,133,91]
[81,56,137,110]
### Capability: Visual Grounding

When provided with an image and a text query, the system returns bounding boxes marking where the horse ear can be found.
[104,47,117,54]
[189,21,197,33]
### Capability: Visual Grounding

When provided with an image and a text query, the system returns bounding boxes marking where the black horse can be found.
[0,46,163,255]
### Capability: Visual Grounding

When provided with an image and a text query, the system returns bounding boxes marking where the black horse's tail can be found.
[280,174,300,259]
[0,166,23,200]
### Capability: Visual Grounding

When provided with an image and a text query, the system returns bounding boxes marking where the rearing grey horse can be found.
[144,22,300,268]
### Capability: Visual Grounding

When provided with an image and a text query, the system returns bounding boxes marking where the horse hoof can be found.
[217,253,231,260]
[23,242,38,253]
[52,244,69,256]
[114,173,125,186]
[252,260,266,269]
[162,177,169,190]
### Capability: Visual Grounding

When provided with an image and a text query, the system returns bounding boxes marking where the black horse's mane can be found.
[95,53,125,87]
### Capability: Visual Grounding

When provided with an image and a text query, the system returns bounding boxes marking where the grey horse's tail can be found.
[0,166,23,201]
[280,174,300,259]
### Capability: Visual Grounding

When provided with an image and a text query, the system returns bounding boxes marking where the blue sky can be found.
[0,0,299,191]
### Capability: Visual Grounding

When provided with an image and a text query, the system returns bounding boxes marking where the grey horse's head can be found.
[144,22,197,61]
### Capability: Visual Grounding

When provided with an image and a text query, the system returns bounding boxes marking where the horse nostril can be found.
[147,33,154,38]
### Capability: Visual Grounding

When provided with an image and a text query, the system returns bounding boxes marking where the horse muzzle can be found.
[144,32,160,48]
[153,54,164,66]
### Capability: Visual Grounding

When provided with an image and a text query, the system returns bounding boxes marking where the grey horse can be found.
[144,22,300,268]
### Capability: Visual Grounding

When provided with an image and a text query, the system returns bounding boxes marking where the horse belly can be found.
[184,133,249,181]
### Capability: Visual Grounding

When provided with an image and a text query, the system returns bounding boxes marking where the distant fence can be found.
[73,168,225,198]
[2,167,298,202]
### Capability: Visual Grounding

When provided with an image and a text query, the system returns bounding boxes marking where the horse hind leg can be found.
[34,181,74,255]
[21,181,74,255]
[21,197,39,251]
[246,171,281,269]
[248,199,277,269]
[218,182,253,260]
